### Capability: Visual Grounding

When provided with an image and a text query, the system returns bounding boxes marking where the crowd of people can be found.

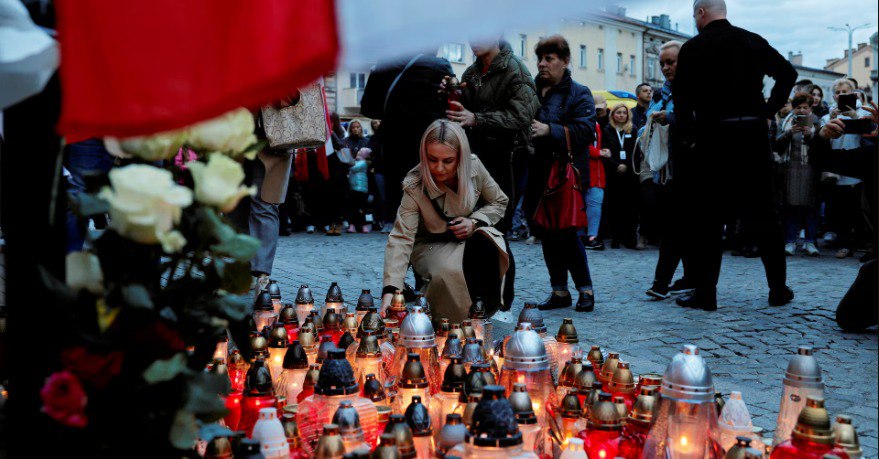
[57,0,876,330]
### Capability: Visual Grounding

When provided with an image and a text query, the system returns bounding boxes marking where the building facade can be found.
[328,6,686,120]
[763,52,845,101]
[872,32,878,102]
[637,14,690,90]
[825,40,876,95]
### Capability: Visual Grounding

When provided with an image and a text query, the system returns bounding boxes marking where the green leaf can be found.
[169,410,199,450]
[198,423,234,444]
[143,353,189,384]
[72,192,110,218]
[122,284,154,310]
[220,260,252,294]
[210,234,260,262]
[208,294,251,322]
[197,207,236,244]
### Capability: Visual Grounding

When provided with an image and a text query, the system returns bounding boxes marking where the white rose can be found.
[99,165,193,249]
[187,108,258,158]
[113,129,188,161]
[187,154,256,212]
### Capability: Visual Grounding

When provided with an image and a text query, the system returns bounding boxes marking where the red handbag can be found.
[532,127,588,231]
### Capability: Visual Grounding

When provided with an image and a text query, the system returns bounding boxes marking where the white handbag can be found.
[260,82,327,149]
[641,119,670,173]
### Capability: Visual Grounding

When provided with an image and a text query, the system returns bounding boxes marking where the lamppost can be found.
[828,23,872,79]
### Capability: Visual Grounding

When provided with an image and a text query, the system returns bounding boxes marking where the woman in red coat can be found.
[583,121,608,250]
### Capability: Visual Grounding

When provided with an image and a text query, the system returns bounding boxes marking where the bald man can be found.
[673,0,797,311]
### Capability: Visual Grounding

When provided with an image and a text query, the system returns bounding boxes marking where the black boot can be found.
[768,286,794,306]
[675,292,717,311]
[575,290,595,312]
[537,292,572,311]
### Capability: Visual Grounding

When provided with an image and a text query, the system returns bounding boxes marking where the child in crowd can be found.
[346,148,372,233]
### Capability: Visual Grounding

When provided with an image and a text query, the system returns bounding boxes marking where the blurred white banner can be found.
[337,0,617,69]
[0,0,58,110]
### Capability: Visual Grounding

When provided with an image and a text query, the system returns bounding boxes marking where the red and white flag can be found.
[55,0,339,141]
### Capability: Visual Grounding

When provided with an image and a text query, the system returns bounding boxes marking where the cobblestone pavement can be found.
[269,232,878,455]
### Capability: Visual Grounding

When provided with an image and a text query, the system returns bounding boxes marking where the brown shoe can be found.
[636,236,648,250]
[836,248,852,259]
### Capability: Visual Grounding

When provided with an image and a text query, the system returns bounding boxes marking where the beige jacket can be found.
[383,155,509,324]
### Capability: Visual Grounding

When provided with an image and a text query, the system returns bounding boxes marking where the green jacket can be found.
[460,41,538,167]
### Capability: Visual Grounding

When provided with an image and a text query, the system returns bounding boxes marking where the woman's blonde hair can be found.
[609,103,633,133]
[418,119,476,210]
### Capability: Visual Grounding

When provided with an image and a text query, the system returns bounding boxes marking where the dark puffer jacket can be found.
[460,41,539,175]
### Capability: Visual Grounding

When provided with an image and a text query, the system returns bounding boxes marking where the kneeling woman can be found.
[381,120,510,323]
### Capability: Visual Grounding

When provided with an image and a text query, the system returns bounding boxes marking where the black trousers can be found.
[541,228,593,289]
[639,179,662,243]
[463,232,504,317]
[836,259,878,331]
[605,174,640,246]
[653,180,691,285]
[682,120,786,300]
[479,154,517,309]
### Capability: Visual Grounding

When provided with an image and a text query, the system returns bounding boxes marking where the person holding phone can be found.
[820,78,872,258]
[774,93,820,256]
[381,119,510,324]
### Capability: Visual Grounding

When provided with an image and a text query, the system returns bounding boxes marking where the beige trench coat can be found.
[383,155,510,324]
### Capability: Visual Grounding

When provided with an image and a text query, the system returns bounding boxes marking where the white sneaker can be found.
[803,242,820,257]
[306,225,315,234]
[381,223,393,234]
[784,243,796,256]
[823,232,837,243]
[525,236,539,245]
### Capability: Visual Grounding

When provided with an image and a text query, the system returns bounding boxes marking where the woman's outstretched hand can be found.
[381,293,393,317]
[448,217,474,239]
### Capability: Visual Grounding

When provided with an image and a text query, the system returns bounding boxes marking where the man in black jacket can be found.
[361,53,454,233]
[673,0,797,310]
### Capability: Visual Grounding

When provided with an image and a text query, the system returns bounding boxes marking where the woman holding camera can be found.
[381,119,510,323]
[775,92,820,256]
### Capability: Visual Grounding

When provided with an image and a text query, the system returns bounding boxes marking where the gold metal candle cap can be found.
[587,345,604,368]
[559,357,585,388]
[303,363,321,388]
[308,310,324,330]
[400,353,428,388]
[793,396,835,445]
[385,415,416,459]
[599,352,620,383]
[279,303,298,325]
[315,424,345,459]
[560,390,582,419]
[298,329,316,350]
[269,323,289,347]
[574,365,596,395]
[589,391,622,430]
[509,383,537,424]
[724,436,753,459]
[355,330,381,357]
[613,395,628,421]
[250,334,268,356]
[461,320,476,340]
[390,290,407,311]
[556,318,579,343]
[609,361,636,394]
[628,387,657,426]
[833,414,863,457]
[342,313,358,333]
[358,307,385,337]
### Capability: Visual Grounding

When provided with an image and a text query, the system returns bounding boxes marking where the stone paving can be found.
[269,232,878,456]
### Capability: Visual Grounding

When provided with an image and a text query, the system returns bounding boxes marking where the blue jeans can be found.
[783,205,818,244]
[65,139,114,252]
[585,187,604,238]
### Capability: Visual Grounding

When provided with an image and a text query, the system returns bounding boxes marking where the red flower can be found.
[60,346,124,390]
[40,371,88,428]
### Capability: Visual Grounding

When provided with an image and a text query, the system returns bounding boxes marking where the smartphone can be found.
[841,118,874,135]
[794,115,810,128]
[838,93,858,112]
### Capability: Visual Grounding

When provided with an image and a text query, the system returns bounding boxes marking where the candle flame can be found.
[598,450,606,458]
[680,436,688,447]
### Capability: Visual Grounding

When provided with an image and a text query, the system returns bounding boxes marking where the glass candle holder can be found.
[773,346,824,447]
[355,289,375,326]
